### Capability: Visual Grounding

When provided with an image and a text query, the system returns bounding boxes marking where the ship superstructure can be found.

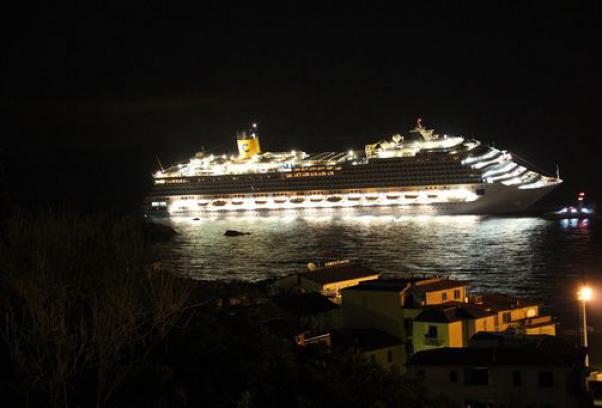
[146,120,561,215]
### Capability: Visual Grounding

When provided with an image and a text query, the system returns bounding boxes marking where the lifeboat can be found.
[405,194,418,199]
[310,196,324,202]
[212,200,227,207]
[386,193,401,200]
[255,197,268,205]
[365,195,379,201]
[231,199,244,205]
[197,201,209,207]
[327,196,343,203]
[427,194,438,200]
[290,197,305,204]
[347,194,362,201]
[274,197,288,203]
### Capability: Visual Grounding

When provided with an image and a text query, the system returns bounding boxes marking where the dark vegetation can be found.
[0,211,435,408]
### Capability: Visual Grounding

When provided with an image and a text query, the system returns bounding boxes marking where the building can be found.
[407,333,588,407]
[330,328,405,372]
[342,277,470,345]
[412,303,498,353]
[471,293,556,335]
[297,261,380,302]
[273,292,342,331]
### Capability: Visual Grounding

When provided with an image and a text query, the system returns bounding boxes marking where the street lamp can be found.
[578,286,593,367]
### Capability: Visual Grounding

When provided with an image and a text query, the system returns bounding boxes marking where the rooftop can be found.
[274,292,340,316]
[342,276,466,293]
[331,328,403,352]
[410,279,470,294]
[470,293,540,311]
[408,335,585,367]
[299,263,379,285]
[414,303,497,323]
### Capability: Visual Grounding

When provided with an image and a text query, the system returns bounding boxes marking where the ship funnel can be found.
[236,123,262,159]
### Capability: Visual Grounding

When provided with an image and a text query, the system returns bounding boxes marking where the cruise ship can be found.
[145,120,561,216]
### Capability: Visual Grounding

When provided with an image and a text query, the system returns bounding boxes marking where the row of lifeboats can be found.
[194,193,439,207]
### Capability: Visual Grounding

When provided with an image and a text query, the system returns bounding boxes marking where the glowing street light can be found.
[578,286,593,367]
[578,286,592,302]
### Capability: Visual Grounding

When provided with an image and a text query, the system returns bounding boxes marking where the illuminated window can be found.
[442,292,448,301]
[453,289,461,299]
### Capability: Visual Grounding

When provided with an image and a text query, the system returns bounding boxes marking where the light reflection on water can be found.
[156,211,601,362]
[157,212,595,292]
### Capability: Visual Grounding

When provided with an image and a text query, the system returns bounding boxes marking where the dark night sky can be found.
[2,1,601,210]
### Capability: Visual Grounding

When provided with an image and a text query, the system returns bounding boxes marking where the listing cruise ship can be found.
[145,120,561,215]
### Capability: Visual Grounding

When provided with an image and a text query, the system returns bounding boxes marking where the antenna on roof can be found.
[155,155,165,172]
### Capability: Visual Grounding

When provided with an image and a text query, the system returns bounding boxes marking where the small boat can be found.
[255,198,268,204]
[386,193,400,200]
[327,196,343,202]
[290,197,305,204]
[231,199,244,205]
[310,196,324,202]
[212,200,227,207]
[224,230,251,237]
[365,195,379,201]
[274,197,288,203]
[347,194,362,201]
[405,194,418,199]
[545,192,595,219]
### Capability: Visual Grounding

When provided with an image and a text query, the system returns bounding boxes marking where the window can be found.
[427,326,438,338]
[512,371,522,387]
[503,312,512,323]
[450,370,459,383]
[387,350,393,363]
[538,371,554,387]
[442,292,448,301]
[454,289,461,299]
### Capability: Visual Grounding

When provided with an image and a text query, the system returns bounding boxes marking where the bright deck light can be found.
[578,287,592,302]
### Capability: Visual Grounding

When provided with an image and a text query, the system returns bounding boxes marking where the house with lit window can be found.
[341,276,470,341]
[471,293,556,335]
[341,276,470,367]
[412,303,498,353]
[407,333,589,407]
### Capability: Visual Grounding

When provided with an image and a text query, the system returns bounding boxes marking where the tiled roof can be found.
[331,328,403,352]
[414,303,496,323]
[410,279,470,294]
[342,277,454,293]
[471,292,540,311]
[299,263,379,285]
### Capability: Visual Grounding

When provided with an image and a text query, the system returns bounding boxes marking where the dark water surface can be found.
[155,209,602,364]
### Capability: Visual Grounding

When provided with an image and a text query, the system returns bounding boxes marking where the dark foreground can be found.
[0,210,434,408]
